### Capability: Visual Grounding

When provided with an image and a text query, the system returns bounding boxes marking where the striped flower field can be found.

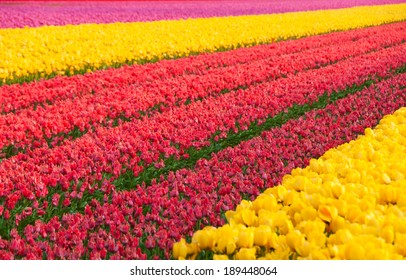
[0,0,405,260]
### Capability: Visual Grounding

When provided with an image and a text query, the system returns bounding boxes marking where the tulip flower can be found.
[172,238,188,260]
[234,248,257,260]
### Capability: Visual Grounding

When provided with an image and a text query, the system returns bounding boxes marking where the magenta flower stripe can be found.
[1,0,404,28]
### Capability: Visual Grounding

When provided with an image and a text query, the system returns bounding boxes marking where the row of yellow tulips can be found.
[173,107,406,260]
[1,4,406,83]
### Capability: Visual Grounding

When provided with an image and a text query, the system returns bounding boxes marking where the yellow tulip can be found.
[344,243,365,260]
[234,248,257,260]
[308,248,330,260]
[329,181,345,198]
[237,227,255,248]
[307,231,327,248]
[345,205,363,223]
[192,227,216,250]
[215,224,238,253]
[173,238,189,260]
[213,254,229,260]
[286,230,305,252]
[318,205,337,223]
[394,234,406,256]
[296,241,311,258]
[226,242,237,255]
[300,206,318,222]
[241,209,257,226]
[254,225,272,247]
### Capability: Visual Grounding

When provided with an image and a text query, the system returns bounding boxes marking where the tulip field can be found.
[0,1,405,260]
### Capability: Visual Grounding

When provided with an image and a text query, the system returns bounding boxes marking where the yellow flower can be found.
[345,205,363,223]
[307,231,327,248]
[241,209,258,226]
[215,224,238,254]
[254,225,272,247]
[366,249,391,260]
[173,238,188,260]
[344,242,365,260]
[329,181,345,198]
[226,242,237,255]
[237,227,255,248]
[333,229,354,245]
[234,248,257,260]
[379,186,399,204]
[257,209,275,227]
[213,254,229,260]
[308,248,330,260]
[286,230,305,252]
[329,216,347,233]
[394,234,406,256]
[252,194,279,213]
[266,247,291,260]
[299,206,318,221]
[318,205,337,223]
[273,213,294,235]
[192,227,217,250]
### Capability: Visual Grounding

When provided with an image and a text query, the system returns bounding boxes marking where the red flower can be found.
[145,236,156,249]
[62,198,71,207]
[52,193,60,207]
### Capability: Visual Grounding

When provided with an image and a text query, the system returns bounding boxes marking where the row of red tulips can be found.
[0,72,404,259]
[1,22,404,115]
[1,25,405,156]
[0,43,404,226]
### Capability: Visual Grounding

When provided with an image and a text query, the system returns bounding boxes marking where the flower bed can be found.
[0,72,404,259]
[1,0,404,28]
[1,22,404,158]
[1,42,404,226]
[0,0,405,260]
[2,22,404,114]
[174,105,406,260]
[1,4,405,84]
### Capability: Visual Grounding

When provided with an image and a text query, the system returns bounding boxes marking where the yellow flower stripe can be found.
[173,107,406,260]
[1,4,406,83]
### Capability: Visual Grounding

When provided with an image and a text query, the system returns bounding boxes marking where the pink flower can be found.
[52,193,60,207]
[62,198,71,207]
